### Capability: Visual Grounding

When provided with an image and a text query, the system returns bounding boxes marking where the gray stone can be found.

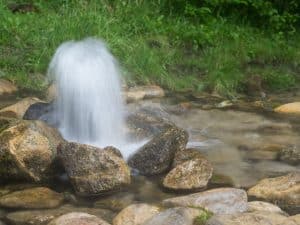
[163,188,248,214]
[47,212,110,225]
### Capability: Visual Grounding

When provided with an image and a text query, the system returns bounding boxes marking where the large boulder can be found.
[163,152,213,190]
[0,119,64,182]
[112,204,160,225]
[143,207,203,225]
[58,142,131,196]
[0,79,17,96]
[128,126,188,175]
[0,97,43,118]
[47,212,110,225]
[247,172,300,213]
[163,188,248,214]
[0,187,64,209]
[5,204,115,225]
[274,102,300,115]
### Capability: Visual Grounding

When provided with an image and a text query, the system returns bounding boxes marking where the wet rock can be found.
[128,126,188,175]
[247,201,287,215]
[47,212,110,225]
[0,119,64,182]
[5,204,115,225]
[279,145,300,166]
[112,204,160,225]
[206,212,288,225]
[163,156,213,190]
[126,108,173,139]
[274,102,300,115]
[58,142,131,196]
[0,79,17,96]
[143,207,203,225]
[0,97,43,118]
[247,172,300,212]
[209,173,234,187]
[23,102,53,121]
[172,148,205,167]
[46,84,58,102]
[94,192,136,211]
[0,187,64,209]
[124,85,164,102]
[163,188,248,214]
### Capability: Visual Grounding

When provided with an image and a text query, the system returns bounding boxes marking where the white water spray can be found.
[48,38,127,151]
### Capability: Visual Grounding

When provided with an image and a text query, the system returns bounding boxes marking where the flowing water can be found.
[47,38,133,156]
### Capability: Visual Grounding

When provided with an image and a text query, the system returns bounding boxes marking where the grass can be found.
[193,209,213,225]
[0,0,300,96]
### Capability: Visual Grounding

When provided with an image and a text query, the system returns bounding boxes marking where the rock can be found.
[47,212,110,225]
[143,207,203,225]
[0,79,17,96]
[5,204,115,225]
[94,192,136,211]
[206,212,289,225]
[279,145,300,166]
[58,142,131,196]
[274,102,300,115]
[23,102,53,121]
[0,97,43,118]
[46,84,58,102]
[172,148,205,167]
[247,201,286,215]
[285,214,300,225]
[0,119,64,182]
[124,85,164,102]
[209,173,234,187]
[247,172,300,213]
[126,108,173,139]
[128,126,188,175]
[0,187,64,209]
[0,221,5,225]
[112,204,160,225]
[163,156,213,190]
[163,188,248,214]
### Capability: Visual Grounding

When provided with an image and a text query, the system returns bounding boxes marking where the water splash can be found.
[48,38,127,152]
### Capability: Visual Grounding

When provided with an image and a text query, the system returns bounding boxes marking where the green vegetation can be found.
[1,0,300,96]
[194,209,213,225]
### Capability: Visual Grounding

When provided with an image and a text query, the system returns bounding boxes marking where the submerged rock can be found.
[278,145,300,166]
[5,204,115,225]
[0,187,64,209]
[58,142,131,196]
[163,155,213,190]
[112,203,160,225]
[247,172,300,212]
[47,212,110,225]
[94,192,136,211]
[163,188,248,214]
[0,79,17,96]
[274,102,300,115]
[143,207,203,225]
[128,126,188,175]
[0,119,64,182]
[0,97,43,118]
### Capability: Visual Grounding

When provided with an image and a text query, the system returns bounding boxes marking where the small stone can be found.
[0,187,64,209]
[163,188,248,214]
[47,212,110,225]
[112,204,160,225]
[274,102,300,115]
[0,79,17,96]
[94,192,136,211]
